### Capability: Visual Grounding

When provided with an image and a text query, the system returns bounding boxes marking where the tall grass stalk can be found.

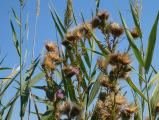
[19,4,23,120]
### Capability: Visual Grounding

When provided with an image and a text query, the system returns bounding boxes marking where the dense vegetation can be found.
[0,0,159,119]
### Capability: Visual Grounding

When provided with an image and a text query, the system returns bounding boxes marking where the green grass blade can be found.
[11,8,21,27]
[96,0,101,13]
[144,11,159,73]
[10,20,21,57]
[50,9,64,39]
[126,77,147,101]
[87,72,103,107]
[120,12,144,66]
[148,72,159,90]
[50,4,67,33]
[80,41,91,68]
[150,79,159,113]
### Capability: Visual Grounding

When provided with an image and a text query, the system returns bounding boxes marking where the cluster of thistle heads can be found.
[62,11,139,48]
[41,10,141,119]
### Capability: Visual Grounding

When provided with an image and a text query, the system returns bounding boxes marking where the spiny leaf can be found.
[126,77,147,101]
[10,20,21,56]
[144,11,159,73]
[120,12,144,66]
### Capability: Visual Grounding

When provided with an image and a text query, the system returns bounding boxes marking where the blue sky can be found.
[0,0,159,119]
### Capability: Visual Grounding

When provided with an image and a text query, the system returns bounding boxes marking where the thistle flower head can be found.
[55,89,64,100]
[97,11,109,21]
[45,41,57,52]
[58,101,81,118]
[62,65,79,77]
[130,27,140,39]
[80,23,93,39]
[109,53,131,66]
[100,75,114,89]
[46,53,63,63]
[109,22,124,37]
[97,57,108,71]
[42,56,56,71]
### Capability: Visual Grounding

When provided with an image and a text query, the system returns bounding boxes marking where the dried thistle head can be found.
[156,102,159,112]
[95,96,121,119]
[46,53,63,63]
[62,65,79,77]
[130,28,140,39]
[109,66,131,79]
[65,31,78,42]
[91,17,101,28]
[80,23,93,39]
[100,75,114,89]
[45,42,57,52]
[42,56,56,71]
[58,101,81,119]
[110,94,127,105]
[109,22,124,37]
[97,11,109,21]
[97,57,108,71]
[124,104,138,114]
[109,53,131,66]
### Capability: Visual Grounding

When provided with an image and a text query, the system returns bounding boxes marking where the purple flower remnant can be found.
[55,89,64,100]
[70,66,79,75]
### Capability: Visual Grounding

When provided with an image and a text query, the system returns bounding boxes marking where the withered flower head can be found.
[62,65,79,77]
[42,56,56,71]
[109,66,131,79]
[97,11,109,21]
[80,23,93,39]
[55,89,64,100]
[73,28,83,40]
[65,32,77,42]
[91,17,101,28]
[155,102,159,112]
[109,22,124,37]
[45,42,57,52]
[130,28,140,39]
[109,53,131,66]
[124,104,138,114]
[100,75,113,89]
[58,101,81,118]
[110,94,127,105]
[97,57,108,70]
[46,53,63,63]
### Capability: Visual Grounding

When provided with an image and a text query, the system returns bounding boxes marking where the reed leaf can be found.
[144,11,159,73]
[120,12,144,66]
[126,77,147,101]
[10,20,21,57]
[87,72,103,107]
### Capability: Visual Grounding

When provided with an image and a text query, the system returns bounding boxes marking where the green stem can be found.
[145,74,152,120]
[20,4,23,120]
